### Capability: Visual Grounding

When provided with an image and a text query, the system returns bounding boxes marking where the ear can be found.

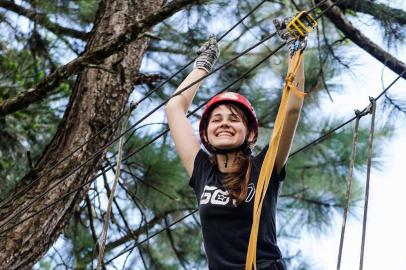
[202,132,208,141]
[247,130,256,146]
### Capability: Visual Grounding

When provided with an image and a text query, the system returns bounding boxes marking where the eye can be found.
[229,115,240,122]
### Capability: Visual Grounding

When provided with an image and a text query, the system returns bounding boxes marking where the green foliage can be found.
[0,0,402,269]
[0,41,66,199]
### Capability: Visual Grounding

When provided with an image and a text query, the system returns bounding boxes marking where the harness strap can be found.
[245,51,304,270]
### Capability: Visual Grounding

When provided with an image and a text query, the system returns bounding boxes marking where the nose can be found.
[218,119,231,127]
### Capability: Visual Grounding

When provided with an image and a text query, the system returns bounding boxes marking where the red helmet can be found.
[199,92,259,153]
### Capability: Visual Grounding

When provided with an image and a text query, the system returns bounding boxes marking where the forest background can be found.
[0,0,405,269]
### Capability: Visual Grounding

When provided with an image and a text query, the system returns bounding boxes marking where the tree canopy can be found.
[0,0,404,269]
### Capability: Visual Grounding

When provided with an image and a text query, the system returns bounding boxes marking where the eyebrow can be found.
[211,112,240,118]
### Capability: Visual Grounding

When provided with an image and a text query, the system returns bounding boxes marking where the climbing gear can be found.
[274,12,315,56]
[193,34,220,73]
[245,50,305,270]
[288,37,307,56]
[286,11,317,39]
[274,12,316,41]
[199,92,259,153]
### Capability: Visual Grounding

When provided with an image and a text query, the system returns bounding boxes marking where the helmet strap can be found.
[212,139,252,156]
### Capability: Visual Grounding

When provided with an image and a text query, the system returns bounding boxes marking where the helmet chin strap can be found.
[212,140,252,168]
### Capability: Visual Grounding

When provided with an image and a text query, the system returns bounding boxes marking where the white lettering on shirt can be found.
[200,184,256,206]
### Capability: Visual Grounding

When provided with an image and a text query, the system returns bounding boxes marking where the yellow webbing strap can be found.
[245,51,304,270]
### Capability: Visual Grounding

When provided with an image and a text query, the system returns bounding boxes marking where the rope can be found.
[359,97,377,270]
[1,0,337,230]
[2,2,404,265]
[0,0,268,209]
[336,110,362,270]
[0,30,279,232]
[246,1,341,267]
[99,209,198,268]
[75,71,403,267]
[94,74,405,269]
[95,110,130,270]
[0,42,286,236]
[98,69,404,267]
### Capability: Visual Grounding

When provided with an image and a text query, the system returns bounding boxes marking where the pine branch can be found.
[315,0,406,79]
[80,207,193,264]
[0,0,89,40]
[0,0,203,117]
[337,0,406,26]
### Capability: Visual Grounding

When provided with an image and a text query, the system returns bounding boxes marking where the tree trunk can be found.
[0,0,164,268]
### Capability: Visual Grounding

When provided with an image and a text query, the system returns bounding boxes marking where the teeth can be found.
[217,132,232,136]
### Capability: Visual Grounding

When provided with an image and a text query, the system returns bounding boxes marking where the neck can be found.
[216,152,240,173]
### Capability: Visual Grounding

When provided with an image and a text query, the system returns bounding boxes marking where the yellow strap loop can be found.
[245,51,304,270]
[286,72,306,99]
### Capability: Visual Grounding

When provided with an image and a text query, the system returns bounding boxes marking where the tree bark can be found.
[0,0,199,117]
[316,0,406,79]
[0,0,167,268]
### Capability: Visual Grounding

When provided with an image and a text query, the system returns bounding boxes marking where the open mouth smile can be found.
[216,130,235,137]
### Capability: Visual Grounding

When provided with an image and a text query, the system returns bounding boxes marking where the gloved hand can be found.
[273,16,295,44]
[193,34,219,73]
[273,16,308,56]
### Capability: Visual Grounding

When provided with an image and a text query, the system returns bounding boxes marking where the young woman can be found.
[165,35,305,270]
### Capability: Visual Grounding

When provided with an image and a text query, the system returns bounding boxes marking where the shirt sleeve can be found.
[189,149,210,190]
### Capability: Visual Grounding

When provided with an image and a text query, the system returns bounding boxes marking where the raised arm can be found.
[275,50,305,173]
[165,35,219,177]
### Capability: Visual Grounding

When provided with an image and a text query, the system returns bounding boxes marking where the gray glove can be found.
[273,17,307,56]
[193,34,219,73]
[273,16,295,44]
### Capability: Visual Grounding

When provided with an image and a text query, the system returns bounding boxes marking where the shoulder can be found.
[189,149,212,188]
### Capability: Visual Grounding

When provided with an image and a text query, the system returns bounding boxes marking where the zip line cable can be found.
[0,40,285,235]
[72,1,406,266]
[0,22,277,227]
[2,62,403,243]
[100,209,199,268]
[99,71,404,267]
[0,0,334,221]
[0,0,373,237]
[291,69,405,158]
[3,1,402,262]
[359,97,377,270]
[0,0,268,209]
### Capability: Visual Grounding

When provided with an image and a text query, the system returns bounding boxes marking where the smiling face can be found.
[206,104,251,151]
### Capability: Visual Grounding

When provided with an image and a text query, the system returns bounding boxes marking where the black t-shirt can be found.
[189,146,286,270]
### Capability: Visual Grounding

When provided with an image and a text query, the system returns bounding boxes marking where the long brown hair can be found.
[207,104,254,206]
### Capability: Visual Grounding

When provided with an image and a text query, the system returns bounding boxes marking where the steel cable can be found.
[0,0,269,209]
[98,70,404,267]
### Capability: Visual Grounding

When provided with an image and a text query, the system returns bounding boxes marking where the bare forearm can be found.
[275,54,305,171]
[166,69,207,114]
